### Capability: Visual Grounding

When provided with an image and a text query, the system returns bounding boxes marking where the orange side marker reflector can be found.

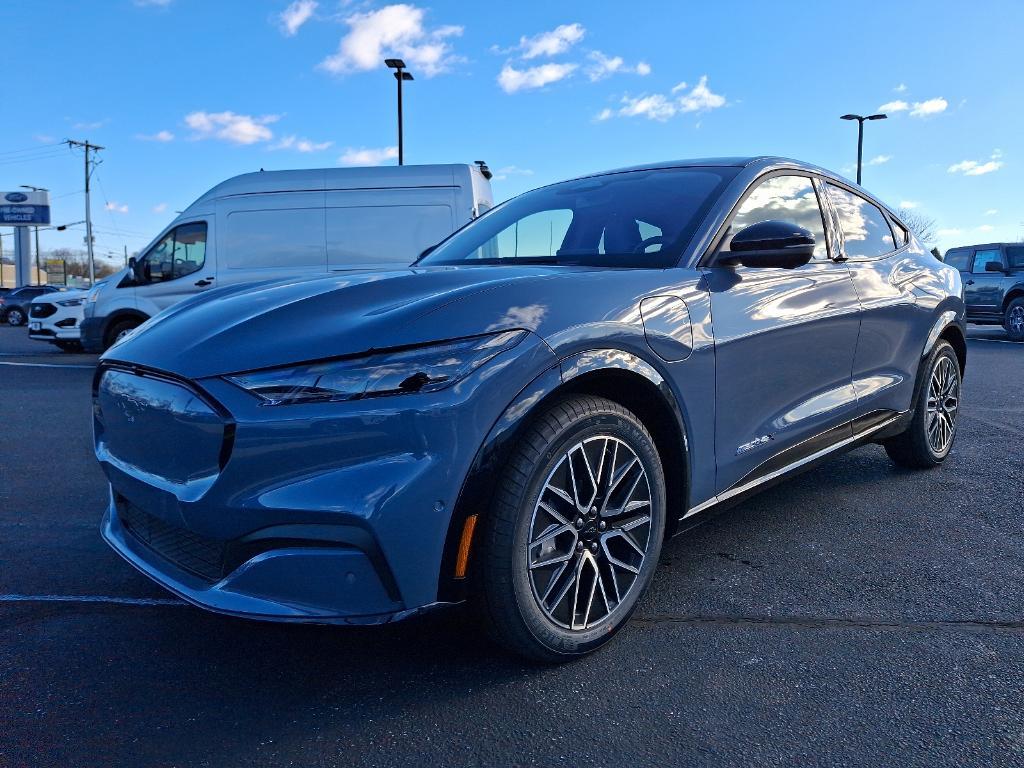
[454,514,478,579]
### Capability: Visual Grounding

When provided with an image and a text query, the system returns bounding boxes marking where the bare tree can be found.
[896,208,938,246]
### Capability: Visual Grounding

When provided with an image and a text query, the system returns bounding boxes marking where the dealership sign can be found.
[0,189,50,226]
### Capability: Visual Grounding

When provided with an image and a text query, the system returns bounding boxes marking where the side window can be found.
[825,183,896,259]
[1007,246,1024,269]
[727,175,828,259]
[889,218,908,247]
[944,249,971,271]
[972,249,1002,273]
[226,209,325,269]
[141,222,208,283]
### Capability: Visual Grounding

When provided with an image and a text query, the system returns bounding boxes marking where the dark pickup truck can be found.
[944,243,1024,340]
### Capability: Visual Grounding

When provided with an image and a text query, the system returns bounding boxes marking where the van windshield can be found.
[418,167,737,268]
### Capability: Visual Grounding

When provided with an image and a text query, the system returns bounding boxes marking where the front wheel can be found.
[6,308,25,326]
[103,318,140,349]
[474,396,666,662]
[883,339,961,468]
[1004,297,1024,342]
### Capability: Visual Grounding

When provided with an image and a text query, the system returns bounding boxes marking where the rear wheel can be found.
[474,395,666,662]
[1004,297,1024,341]
[6,308,25,326]
[104,318,140,349]
[883,339,961,468]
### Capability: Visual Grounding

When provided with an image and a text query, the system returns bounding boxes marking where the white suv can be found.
[28,289,91,352]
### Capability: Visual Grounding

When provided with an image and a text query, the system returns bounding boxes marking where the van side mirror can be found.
[985,260,1007,274]
[718,220,816,269]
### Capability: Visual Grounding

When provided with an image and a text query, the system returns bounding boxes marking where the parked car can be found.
[942,243,1024,340]
[94,157,966,661]
[80,163,494,352]
[28,288,94,352]
[0,285,60,326]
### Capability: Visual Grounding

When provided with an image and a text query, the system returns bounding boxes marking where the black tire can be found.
[103,318,140,349]
[6,308,26,326]
[1004,296,1024,342]
[883,339,961,469]
[474,395,667,662]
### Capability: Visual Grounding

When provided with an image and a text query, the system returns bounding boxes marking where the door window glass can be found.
[141,222,208,283]
[727,175,828,259]
[1006,246,1024,269]
[972,249,1002,273]
[943,249,971,271]
[825,183,896,259]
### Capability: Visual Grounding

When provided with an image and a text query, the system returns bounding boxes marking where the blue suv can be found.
[943,243,1024,340]
[93,157,966,660]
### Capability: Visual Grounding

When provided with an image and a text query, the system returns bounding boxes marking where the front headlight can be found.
[57,298,85,307]
[225,330,527,406]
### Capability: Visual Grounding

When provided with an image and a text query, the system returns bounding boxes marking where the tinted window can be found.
[944,249,971,271]
[225,208,325,269]
[1007,246,1024,269]
[140,222,208,283]
[972,249,1002,273]
[419,167,738,268]
[726,175,828,259]
[826,183,896,259]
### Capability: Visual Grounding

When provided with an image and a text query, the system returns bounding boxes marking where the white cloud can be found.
[977,224,995,232]
[185,111,280,144]
[105,201,129,214]
[339,146,398,166]
[271,135,333,152]
[677,76,726,112]
[985,208,999,216]
[492,165,534,181]
[72,119,107,131]
[498,62,577,93]
[513,23,585,59]
[585,51,651,82]
[279,0,316,36]
[319,4,463,77]
[602,76,726,122]
[937,228,963,237]
[910,97,947,117]
[152,203,168,213]
[136,130,174,142]
[899,200,919,209]
[878,100,908,113]
[894,83,907,92]
[948,151,1004,176]
[868,154,891,165]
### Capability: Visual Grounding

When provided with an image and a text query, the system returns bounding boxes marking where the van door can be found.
[325,188,457,270]
[134,220,213,314]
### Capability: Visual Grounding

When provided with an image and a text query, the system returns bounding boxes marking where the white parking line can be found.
[0,594,185,607]
[968,338,1021,345]
[0,360,94,369]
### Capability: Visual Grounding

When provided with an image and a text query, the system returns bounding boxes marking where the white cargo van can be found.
[80,163,493,351]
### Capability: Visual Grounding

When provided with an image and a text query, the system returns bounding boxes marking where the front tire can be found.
[6,308,25,326]
[474,396,666,662]
[1004,297,1024,342]
[883,339,961,468]
[103,318,140,349]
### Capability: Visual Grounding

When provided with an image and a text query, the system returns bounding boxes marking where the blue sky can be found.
[2,0,1021,264]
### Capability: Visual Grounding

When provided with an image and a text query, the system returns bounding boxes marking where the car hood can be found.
[103,266,594,378]
[32,289,89,305]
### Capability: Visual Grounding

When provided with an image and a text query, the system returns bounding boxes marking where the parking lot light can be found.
[840,113,888,184]
[385,58,414,166]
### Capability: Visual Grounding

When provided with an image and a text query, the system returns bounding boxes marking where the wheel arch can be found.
[101,309,150,346]
[436,349,691,603]
[1002,286,1024,313]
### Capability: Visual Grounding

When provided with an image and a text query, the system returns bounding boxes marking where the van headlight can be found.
[225,330,527,406]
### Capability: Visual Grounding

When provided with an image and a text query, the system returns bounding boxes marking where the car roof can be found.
[946,243,1018,251]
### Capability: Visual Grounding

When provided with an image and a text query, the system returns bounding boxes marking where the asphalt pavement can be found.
[1,324,1022,767]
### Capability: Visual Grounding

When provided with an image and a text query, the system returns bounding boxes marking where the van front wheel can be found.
[104,318,140,349]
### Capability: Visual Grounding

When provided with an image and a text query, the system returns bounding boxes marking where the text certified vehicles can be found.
[95,157,966,660]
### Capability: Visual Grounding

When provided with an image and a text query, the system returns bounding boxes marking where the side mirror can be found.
[719,220,816,269]
[985,260,1006,274]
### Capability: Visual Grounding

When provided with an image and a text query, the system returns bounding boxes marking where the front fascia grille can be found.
[119,500,227,582]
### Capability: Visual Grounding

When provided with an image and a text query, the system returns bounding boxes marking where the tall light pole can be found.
[20,185,48,284]
[384,58,414,165]
[840,113,887,185]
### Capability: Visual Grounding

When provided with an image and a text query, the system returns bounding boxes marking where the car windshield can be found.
[419,166,738,268]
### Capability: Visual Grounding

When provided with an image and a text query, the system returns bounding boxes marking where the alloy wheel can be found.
[1009,305,1024,335]
[8,309,24,326]
[526,435,653,630]
[926,356,959,455]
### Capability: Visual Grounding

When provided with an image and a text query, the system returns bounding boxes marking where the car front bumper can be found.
[95,333,557,622]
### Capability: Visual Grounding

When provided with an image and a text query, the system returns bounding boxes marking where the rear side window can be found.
[889,218,908,247]
[1007,246,1024,269]
[944,249,971,271]
[225,208,325,269]
[825,183,896,259]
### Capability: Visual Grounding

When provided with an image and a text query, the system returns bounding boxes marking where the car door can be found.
[135,220,212,313]
[704,172,862,494]
[965,247,1007,318]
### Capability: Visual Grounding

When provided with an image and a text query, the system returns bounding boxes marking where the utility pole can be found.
[65,139,104,284]
[20,185,48,284]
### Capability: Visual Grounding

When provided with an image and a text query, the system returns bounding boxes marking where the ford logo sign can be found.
[4,192,28,203]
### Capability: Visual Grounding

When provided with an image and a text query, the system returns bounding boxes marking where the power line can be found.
[0,141,65,157]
